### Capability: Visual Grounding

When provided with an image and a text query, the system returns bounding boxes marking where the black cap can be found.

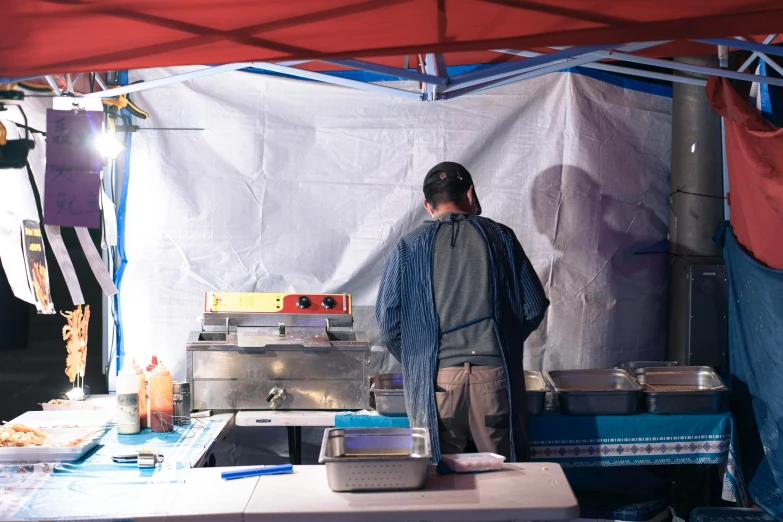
[423,161,481,215]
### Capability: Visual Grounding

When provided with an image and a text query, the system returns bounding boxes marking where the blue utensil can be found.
[221,464,293,480]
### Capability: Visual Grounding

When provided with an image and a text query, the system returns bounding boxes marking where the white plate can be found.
[41,400,94,411]
[0,410,111,463]
[9,410,112,428]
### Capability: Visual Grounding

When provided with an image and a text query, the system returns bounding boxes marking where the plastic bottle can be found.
[144,356,158,428]
[116,365,140,435]
[130,358,147,429]
[149,362,173,433]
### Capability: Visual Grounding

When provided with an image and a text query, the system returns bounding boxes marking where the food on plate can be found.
[62,305,90,383]
[47,399,72,406]
[0,421,96,449]
[0,424,48,447]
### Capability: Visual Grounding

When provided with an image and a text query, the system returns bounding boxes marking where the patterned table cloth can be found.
[528,412,747,505]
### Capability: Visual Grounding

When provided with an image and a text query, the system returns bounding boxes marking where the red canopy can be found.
[2,0,783,78]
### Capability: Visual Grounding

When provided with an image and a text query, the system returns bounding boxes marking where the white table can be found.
[244,463,579,522]
[2,463,577,521]
[166,467,259,522]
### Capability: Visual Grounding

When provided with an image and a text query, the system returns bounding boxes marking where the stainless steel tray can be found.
[319,428,431,492]
[635,366,728,414]
[614,360,679,373]
[374,373,403,389]
[525,370,547,416]
[546,369,643,415]
[371,374,406,416]
[371,386,407,417]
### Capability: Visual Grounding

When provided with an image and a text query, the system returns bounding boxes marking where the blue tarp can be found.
[719,224,783,518]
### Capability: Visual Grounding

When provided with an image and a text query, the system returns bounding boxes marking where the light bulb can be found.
[94,134,124,159]
[65,387,85,400]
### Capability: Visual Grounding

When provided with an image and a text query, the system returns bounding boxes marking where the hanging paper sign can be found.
[43,168,101,228]
[21,220,55,314]
[43,110,102,229]
[45,109,102,171]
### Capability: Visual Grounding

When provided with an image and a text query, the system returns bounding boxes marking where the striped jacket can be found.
[376,215,549,464]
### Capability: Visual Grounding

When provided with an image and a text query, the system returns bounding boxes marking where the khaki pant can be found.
[435,363,510,458]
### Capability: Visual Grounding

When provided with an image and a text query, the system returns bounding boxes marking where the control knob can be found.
[322,296,337,309]
[296,295,311,309]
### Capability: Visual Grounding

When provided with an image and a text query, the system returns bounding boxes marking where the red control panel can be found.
[205,292,351,314]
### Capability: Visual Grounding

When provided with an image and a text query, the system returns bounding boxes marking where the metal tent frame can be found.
[24,35,774,102]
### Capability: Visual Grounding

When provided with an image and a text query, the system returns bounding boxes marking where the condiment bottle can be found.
[144,356,158,428]
[116,365,140,435]
[149,362,173,433]
[130,358,147,429]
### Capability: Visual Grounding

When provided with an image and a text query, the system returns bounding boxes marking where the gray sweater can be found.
[433,212,503,368]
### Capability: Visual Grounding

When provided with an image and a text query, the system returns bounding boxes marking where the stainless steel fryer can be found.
[186,293,371,411]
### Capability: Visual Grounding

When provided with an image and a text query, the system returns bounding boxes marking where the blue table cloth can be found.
[528,412,746,505]
[528,412,733,466]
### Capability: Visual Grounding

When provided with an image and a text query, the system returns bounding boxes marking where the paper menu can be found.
[21,220,54,314]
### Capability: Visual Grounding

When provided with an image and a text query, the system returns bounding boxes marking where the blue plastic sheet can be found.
[334,412,411,429]
[0,419,228,520]
[719,225,783,518]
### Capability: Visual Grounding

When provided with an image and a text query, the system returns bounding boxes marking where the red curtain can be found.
[708,77,783,269]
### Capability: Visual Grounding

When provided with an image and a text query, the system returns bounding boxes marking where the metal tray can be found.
[524,370,547,416]
[374,373,403,389]
[371,374,406,416]
[614,360,679,373]
[546,369,643,415]
[635,366,728,414]
[0,411,110,463]
[319,428,431,492]
[371,386,407,417]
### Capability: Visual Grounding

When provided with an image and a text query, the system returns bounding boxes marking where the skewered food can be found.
[62,305,90,383]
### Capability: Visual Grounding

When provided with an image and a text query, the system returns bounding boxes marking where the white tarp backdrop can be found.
[123,67,671,384]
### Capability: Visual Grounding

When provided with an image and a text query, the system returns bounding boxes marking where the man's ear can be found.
[467,185,476,205]
[424,200,435,216]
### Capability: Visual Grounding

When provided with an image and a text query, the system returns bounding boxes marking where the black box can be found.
[687,265,728,370]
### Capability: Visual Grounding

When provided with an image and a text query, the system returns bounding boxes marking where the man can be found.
[376,161,549,464]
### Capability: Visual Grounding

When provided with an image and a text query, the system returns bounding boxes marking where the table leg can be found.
[287,426,302,465]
